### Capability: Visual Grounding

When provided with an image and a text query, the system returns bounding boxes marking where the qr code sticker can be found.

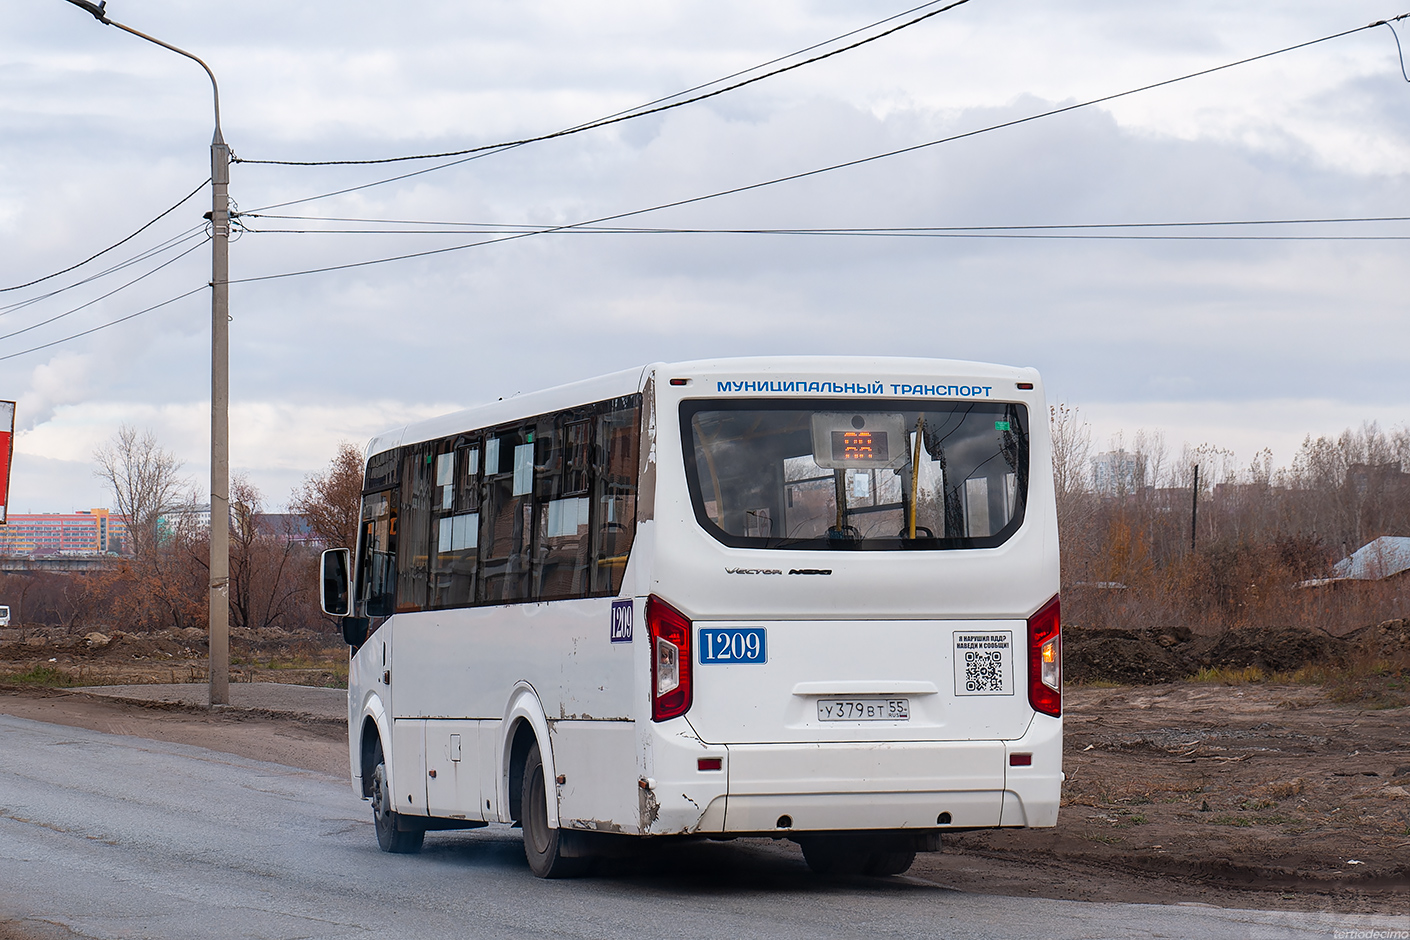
[954,631,1014,696]
[964,650,1005,692]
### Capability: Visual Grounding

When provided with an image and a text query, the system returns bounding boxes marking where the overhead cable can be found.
[0,227,208,318]
[234,0,971,167]
[0,286,208,363]
[226,15,1410,285]
[237,212,1410,233]
[240,0,976,213]
[0,178,209,293]
[0,237,208,343]
[1383,14,1410,80]
[237,227,1410,241]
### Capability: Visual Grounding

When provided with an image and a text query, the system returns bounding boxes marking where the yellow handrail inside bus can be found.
[909,416,924,539]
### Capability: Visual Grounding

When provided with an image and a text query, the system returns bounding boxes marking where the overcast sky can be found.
[2,0,1407,512]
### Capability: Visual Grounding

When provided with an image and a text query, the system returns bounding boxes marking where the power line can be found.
[14,14,1406,359]
[237,212,1410,233]
[226,15,1410,286]
[0,286,208,363]
[0,227,208,318]
[234,0,971,167]
[1384,17,1410,81]
[236,226,1410,241]
[245,212,1410,229]
[0,178,209,293]
[239,0,976,213]
[0,237,208,342]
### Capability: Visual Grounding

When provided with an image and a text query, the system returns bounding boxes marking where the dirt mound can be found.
[1061,628,1191,684]
[1203,626,1345,673]
[1346,618,1410,658]
[1064,624,1356,684]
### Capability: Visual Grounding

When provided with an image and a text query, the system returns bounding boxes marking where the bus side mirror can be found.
[341,616,369,648]
[320,548,351,617]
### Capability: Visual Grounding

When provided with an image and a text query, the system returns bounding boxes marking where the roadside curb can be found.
[1,682,348,730]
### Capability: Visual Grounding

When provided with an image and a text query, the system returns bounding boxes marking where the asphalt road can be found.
[1,714,1403,940]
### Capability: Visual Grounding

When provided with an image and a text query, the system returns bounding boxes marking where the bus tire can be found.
[521,742,590,878]
[863,849,916,876]
[371,754,425,854]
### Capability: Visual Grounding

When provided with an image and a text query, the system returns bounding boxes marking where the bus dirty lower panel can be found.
[424,720,482,820]
[391,718,427,816]
[552,720,641,833]
[643,720,729,834]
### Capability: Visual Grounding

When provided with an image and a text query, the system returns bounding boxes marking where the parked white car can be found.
[0,605,10,628]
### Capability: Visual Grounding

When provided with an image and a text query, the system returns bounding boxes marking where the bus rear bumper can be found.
[723,789,1003,832]
[721,739,1008,832]
[646,723,1061,835]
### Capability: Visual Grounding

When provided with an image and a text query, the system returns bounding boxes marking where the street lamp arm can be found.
[60,0,108,24]
[60,0,223,141]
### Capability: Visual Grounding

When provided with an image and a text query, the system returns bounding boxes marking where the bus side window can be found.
[396,446,434,612]
[457,443,481,511]
[430,439,479,609]
[562,419,590,495]
[480,429,533,604]
[533,412,597,601]
[356,489,397,619]
[592,399,641,595]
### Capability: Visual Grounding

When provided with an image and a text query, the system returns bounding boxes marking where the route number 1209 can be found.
[698,628,767,664]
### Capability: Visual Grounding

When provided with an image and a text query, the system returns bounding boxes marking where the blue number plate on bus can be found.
[698,627,767,664]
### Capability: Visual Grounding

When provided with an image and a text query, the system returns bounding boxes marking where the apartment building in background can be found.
[1090,450,1147,497]
[0,509,130,556]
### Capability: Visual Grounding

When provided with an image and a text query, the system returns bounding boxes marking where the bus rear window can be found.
[682,399,1029,551]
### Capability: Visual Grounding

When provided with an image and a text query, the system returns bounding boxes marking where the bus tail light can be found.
[647,595,692,721]
[1027,595,1061,718]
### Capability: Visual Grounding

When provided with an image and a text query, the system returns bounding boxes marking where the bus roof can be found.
[368,356,1040,457]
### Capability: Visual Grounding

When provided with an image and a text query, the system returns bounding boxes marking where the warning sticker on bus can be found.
[953,631,1013,696]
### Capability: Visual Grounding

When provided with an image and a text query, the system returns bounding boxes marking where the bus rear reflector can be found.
[1027,594,1061,718]
[647,595,693,722]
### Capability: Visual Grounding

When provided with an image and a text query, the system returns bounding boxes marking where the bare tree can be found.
[92,426,204,631]
[1050,403,1097,587]
[229,474,310,632]
[92,426,191,561]
[1133,428,1167,491]
[290,442,364,549]
[1050,403,1092,508]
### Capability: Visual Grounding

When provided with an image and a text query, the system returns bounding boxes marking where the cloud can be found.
[16,351,93,431]
[1,0,1406,510]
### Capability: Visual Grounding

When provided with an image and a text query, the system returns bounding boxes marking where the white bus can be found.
[321,356,1062,878]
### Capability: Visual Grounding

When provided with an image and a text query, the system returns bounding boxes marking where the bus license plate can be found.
[817,698,910,721]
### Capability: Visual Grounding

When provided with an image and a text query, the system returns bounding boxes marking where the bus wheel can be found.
[371,755,425,854]
[521,742,589,878]
[863,849,916,876]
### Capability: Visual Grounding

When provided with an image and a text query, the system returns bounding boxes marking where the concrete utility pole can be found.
[62,0,232,705]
